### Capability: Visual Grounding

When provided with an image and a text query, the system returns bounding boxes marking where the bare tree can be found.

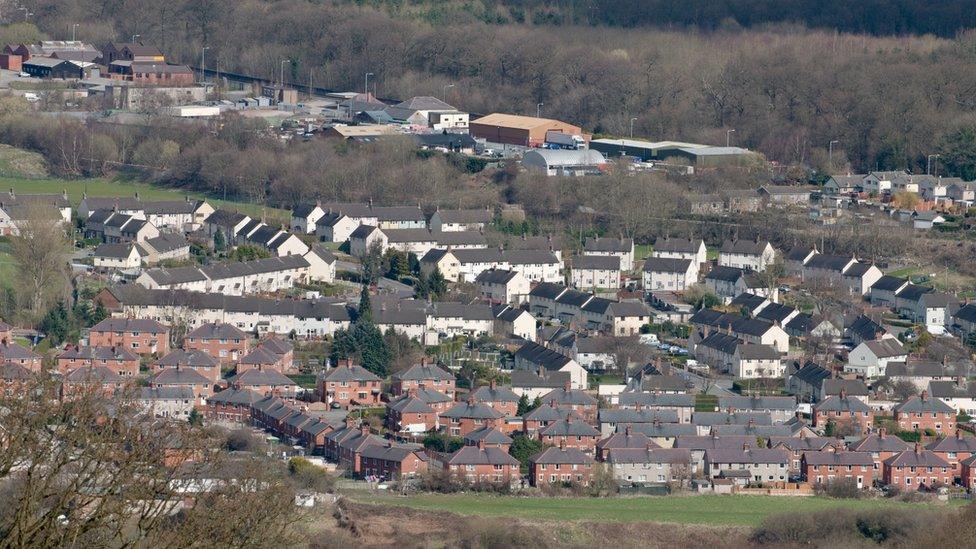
[8,203,70,323]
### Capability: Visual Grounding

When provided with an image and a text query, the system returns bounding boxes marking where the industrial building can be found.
[470,113,586,147]
[590,138,757,167]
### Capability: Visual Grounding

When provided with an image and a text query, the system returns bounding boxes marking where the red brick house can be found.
[61,366,126,399]
[359,444,428,481]
[237,347,281,374]
[154,349,221,383]
[0,341,42,372]
[595,427,659,461]
[883,443,953,491]
[812,392,874,434]
[432,442,520,486]
[391,361,456,398]
[257,335,294,372]
[56,345,140,377]
[386,392,438,434]
[149,365,212,400]
[463,426,513,451]
[469,381,520,417]
[89,318,169,356]
[539,385,599,423]
[206,387,262,423]
[317,361,382,408]
[538,418,601,454]
[0,362,31,395]
[925,431,976,477]
[767,436,842,472]
[530,442,595,487]
[228,366,299,399]
[848,429,910,473]
[331,425,387,474]
[801,450,875,489]
[522,402,581,434]
[107,61,194,85]
[960,455,976,490]
[893,391,956,435]
[440,398,505,437]
[183,323,249,365]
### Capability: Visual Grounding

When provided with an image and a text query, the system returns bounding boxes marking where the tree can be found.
[213,229,227,252]
[940,126,976,181]
[508,434,544,474]
[356,323,391,377]
[39,300,70,346]
[228,244,270,262]
[892,380,918,401]
[428,267,448,297]
[891,191,921,210]
[383,249,409,279]
[9,204,69,323]
[683,284,721,310]
[357,284,372,323]
[360,241,384,285]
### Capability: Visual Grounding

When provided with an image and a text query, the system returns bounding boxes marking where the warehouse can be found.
[522,149,607,176]
[590,139,757,168]
[470,113,586,147]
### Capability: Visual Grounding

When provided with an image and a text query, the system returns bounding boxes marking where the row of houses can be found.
[527,282,652,335]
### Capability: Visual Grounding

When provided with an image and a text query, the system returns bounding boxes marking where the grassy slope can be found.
[350,493,957,526]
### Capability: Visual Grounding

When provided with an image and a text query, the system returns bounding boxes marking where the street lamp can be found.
[364,72,373,97]
[726,129,736,147]
[71,24,79,42]
[279,59,289,88]
[927,154,941,176]
[829,140,839,169]
[536,102,543,118]
[19,8,32,21]
[630,117,638,139]
[131,34,140,43]
[443,83,454,99]
[200,46,210,84]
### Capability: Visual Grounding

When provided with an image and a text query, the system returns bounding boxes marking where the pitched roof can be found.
[572,255,621,270]
[871,275,909,292]
[849,432,910,452]
[321,364,381,383]
[151,367,209,385]
[539,418,600,437]
[540,387,597,406]
[814,395,871,413]
[606,447,691,465]
[186,322,247,341]
[861,338,906,358]
[443,446,519,466]
[643,257,693,273]
[653,238,703,254]
[894,394,955,414]
[883,448,950,468]
[530,446,594,465]
[463,426,513,445]
[393,363,455,382]
[229,368,297,387]
[704,447,789,465]
[705,265,747,283]
[528,282,568,300]
[514,341,574,371]
[470,384,520,403]
[617,392,696,408]
[599,408,679,424]
[802,450,874,466]
[91,318,167,333]
[719,240,771,256]
[583,237,632,253]
[717,395,796,412]
[475,268,520,285]
[64,366,123,383]
[440,401,504,420]
[433,208,492,224]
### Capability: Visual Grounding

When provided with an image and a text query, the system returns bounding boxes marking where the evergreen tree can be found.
[213,229,227,252]
[357,285,372,323]
[386,250,409,279]
[407,252,420,275]
[428,267,447,297]
[40,300,70,346]
[328,328,357,365]
[508,434,545,474]
[353,323,391,377]
[516,394,531,416]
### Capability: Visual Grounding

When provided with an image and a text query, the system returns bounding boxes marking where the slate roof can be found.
[883,448,951,468]
[322,364,381,382]
[653,238,702,254]
[704,447,790,465]
[693,412,772,427]
[463,426,513,446]
[393,363,455,382]
[849,432,910,453]
[768,436,837,452]
[861,338,906,358]
[599,409,679,424]
[206,388,262,406]
[791,361,831,387]
[433,208,492,224]
[596,430,658,452]
[926,434,976,453]
[515,341,574,371]
[186,322,247,341]
[442,446,519,466]
[441,401,504,420]
[583,237,632,253]
[470,384,520,403]
[894,394,955,414]
[387,394,434,414]
[572,255,621,270]
[475,268,520,285]
[229,368,297,387]
[530,446,594,465]
[803,450,874,466]
[955,303,976,324]
[145,233,189,254]
[871,275,909,292]
[150,367,209,385]
[805,253,854,271]
[91,318,167,333]
[540,387,598,407]
[848,315,886,342]
[529,282,568,300]
[139,386,195,400]
[617,392,696,408]
[705,265,747,283]
[643,257,693,273]
[815,395,871,413]
[895,283,934,302]
[736,344,781,360]
[93,243,137,259]
[717,395,796,412]
[605,447,691,465]
[719,240,771,255]
[57,345,138,362]
[639,375,689,393]
[64,366,122,383]
[539,418,600,437]
[822,379,869,397]
[624,423,698,438]
[510,370,570,389]
[755,303,796,324]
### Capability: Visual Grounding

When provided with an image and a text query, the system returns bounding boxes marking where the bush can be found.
[813,477,861,499]
[225,429,260,452]
[288,457,337,492]
[751,508,941,546]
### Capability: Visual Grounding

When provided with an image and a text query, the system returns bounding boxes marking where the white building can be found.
[718,240,776,272]
[642,257,697,292]
[845,338,908,378]
[570,255,621,290]
[582,237,634,271]
[475,268,531,304]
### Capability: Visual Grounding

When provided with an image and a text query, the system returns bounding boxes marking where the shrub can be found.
[288,457,337,492]
[225,428,260,452]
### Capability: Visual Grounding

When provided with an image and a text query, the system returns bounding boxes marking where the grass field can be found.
[351,493,957,526]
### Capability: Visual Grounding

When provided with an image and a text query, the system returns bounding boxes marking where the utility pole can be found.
[927,154,941,176]
[536,102,543,118]
[71,24,79,41]
[364,72,373,97]
[630,117,637,139]
[829,140,839,170]
[726,129,735,147]
[131,34,140,44]
[200,46,209,84]
[443,83,454,100]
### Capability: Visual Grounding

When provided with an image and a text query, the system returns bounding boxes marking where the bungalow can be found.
[717,240,775,272]
[912,210,946,230]
[823,174,864,195]
[642,257,697,292]
[862,170,906,195]
[652,237,707,267]
[583,237,634,271]
[569,255,621,290]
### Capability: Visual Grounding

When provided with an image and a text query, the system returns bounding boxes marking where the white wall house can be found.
[643,257,698,292]
[845,339,908,378]
[718,240,775,272]
[570,255,621,290]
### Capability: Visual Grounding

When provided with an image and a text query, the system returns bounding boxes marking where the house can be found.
[704,266,771,303]
[783,247,818,277]
[642,257,697,292]
[912,210,946,230]
[141,233,192,265]
[61,366,126,398]
[430,444,519,486]
[801,253,882,295]
[569,255,621,290]
[385,392,439,434]
[886,360,968,393]
[56,345,139,377]
[598,408,679,437]
[491,304,536,341]
[702,445,790,483]
[449,248,563,284]
[315,210,360,243]
[514,341,587,389]
[583,237,634,271]
[862,170,907,195]
[520,400,579,433]
[595,427,659,460]
[149,366,211,400]
[893,391,956,435]
[475,268,530,304]
[316,361,382,408]
[812,392,874,434]
[529,443,595,487]
[801,451,875,489]
[469,381,520,417]
[138,387,195,420]
[757,185,814,206]
[93,243,143,271]
[605,447,693,484]
[869,275,911,308]
[926,432,976,476]
[961,455,976,489]
[137,255,312,296]
[88,318,169,356]
[153,349,221,383]
[849,429,909,472]
[463,427,513,451]
[359,444,429,481]
[538,386,599,422]
[947,182,976,205]
[718,240,775,272]
[303,245,337,284]
[823,174,863,195]
[768,435,842,472]
[537,418,601,453]
[228,366,299,399]
[928,379,976,416]
[690,310,789,352]
[617,393,696,423]
[845,338,907,378]
[847,314,890,347]
[107,61,194,85]
[953,303,976,338]
[429,208,492,232]
[716,396,797,423]
[440,398,505,437]
[183,322,249,364]
[652,237,707,267]
[290,203,325,234]
[883,444,952,491]
[510,370,571,401]
[391,361,456,398]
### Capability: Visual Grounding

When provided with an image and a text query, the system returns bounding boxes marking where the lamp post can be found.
[200,46,209,84]
[443,83,454,100]
[19,8,32,21]
[131,34,140,43]
[536,102,543,118]
[71,24,79,41]
[630,117,638,139]
[364,72,373,97]
[829,140,839,169]
[726,128,735,147]
[280,59,289,88]
[927,154,941,176]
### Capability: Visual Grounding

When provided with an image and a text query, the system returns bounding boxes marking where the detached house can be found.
[845,338,907,378]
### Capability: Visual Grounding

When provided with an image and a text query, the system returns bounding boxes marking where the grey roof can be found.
[717,395,797,412]
[292,203,321,218]
[955,303,976,324]
[556,289,594,308]
[572,255,621,270]
[719,240,771,256]
[697,332,741,356]
[861,338,906,358]
[94,243,136,259]
[805,253,854,272]
[145,233,189,254]
[540,387,598,407]
[802,451,874,466]
[434,231,487,247]
[755,303,796,324]
[57,345,138,362]
[64,366,122,383]
[693,412,772,427]
[736,344,781,360]
[322,364,381,382]
[539,418,601,437]
[624,422,698,438]
[387,394,434,414]
[785,247,816,262]
[617,392,696,408]
[155,349,219,369]
[393,363,455,382]
[186,322,247,341]
[871,275,909,292]
[0,362,31,380]
[674,435,765,451]
[470,384,520,403]
[510,370,569,389]
[705,265,747,283]
[927,434,976,453]
[643,257,693,273]
[814,395,871,413]
[768,436,837,452]
[206,388,262,406]
[372,205,424,222]
[583,237,632,253]
[893,395,955,414]
[463,426,513,445]
[848,315,886,342]
[151,367,209,385]
[139,386,195,400]
[475,268,520,285]
[515,341,573,371]
[383,228,437,244]
[205,209,250,228]
[596,431,658,452]
[349,224,378,240]
[599,409,679,424]
[710,424,793,436]
[358,444,422,462]
[239,347,280,365]
[530,446,594,465]
[441,401,504,420]
[704,447,789,465]
[522,403,578,422]
[529,282,568,300]
[606,447,691,465]
[928,380,976,399]
[822,379,869,397]
[228,368,297,387]
[443,446,518,466]
[883,449,950,468]
[895,283,934,302]
[433,208,491,224]
[91,318,167,333]
[791,361,831,387]
[850,432,910,453]
[427,302,494,321]
[653,238,703,254]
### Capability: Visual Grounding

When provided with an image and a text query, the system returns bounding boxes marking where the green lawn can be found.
[351,494,957,527]
[635,244,653,259]
[1,176,287,222]
[706,247,719,260]
[887,266,920,278]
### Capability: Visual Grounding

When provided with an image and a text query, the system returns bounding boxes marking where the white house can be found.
[513,341,587,389]
[303,245,337,283]
[491,304,536,341]
[718,240,775,272]
[642,257,697,292]
[583,237,634,271]
[475,268,530,304]
[652,237,707,267]
[349,225,387,257]
[93,243,143,271]
[429,208,492,232]
[862,170,906,195]
[290,203,326,234]
[845,338,908,378]
[136,255,311,296]
[570,255,621,290]
[315,211,360,243]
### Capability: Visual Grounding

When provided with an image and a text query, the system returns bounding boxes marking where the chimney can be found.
[914,442,923,455]
[345,416,356,429]
[477,439,486,450]
[920,390,928,402]
[62,189,68,200]
[346,358,352,367]
[467,393,475,405]
[625,424,632,436]
[7,188,12,199]
[489,379,496,390]
[564,379,572,392]
[879,427,887,439]
[646,440,655,451]
[360,424,370,436]
[957,429,964,440]
[742,442,751,451]
[559,438,566,451]
[840,388,847,400]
